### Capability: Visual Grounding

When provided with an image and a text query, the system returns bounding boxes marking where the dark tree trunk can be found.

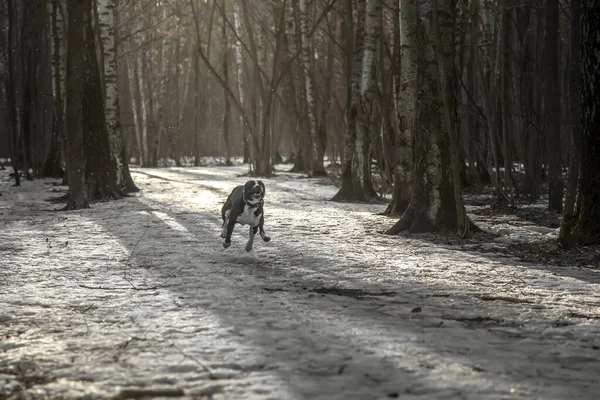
[573,0,600,245]
[43,0,65,179]
[6,0,21,187]
[82,0,121,200]
[64,0,89,209]
[544,0,563,211]
[559,0,581,247]
[221,4,232,166]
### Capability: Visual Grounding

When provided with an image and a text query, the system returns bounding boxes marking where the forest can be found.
[1,0,600,399]
[1,0,600,245]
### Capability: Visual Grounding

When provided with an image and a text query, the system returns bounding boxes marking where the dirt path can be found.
[1,166,600,399]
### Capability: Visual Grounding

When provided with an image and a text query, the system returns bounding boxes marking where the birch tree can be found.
[384,0,416,215]
[82,0,120,199]
[97,0,138,191]
[332,0,381,201]
[386,0,472,235]
[298,0,326,175]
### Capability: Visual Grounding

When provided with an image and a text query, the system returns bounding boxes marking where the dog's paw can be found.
[262,236,271,242]
[245,243,253,252]
[223,241,231,249]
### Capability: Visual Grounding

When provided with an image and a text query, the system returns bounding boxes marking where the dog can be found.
[221,180,271,251]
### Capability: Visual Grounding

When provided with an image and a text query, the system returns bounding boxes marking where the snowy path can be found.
[1,166,600,399]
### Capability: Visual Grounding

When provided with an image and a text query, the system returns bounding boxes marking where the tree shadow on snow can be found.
[81,192,600,399]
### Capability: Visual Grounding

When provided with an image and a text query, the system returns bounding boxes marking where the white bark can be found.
[97,0,123,184]
[177,38,192,136]
[298,0,323,173]
[233,2,249,153]
[155,19,169,166]
[136,37,149,165]
[361,0,381,100]
[126,56,143,166]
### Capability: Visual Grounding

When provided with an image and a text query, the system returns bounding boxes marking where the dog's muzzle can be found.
[251,186,263,200]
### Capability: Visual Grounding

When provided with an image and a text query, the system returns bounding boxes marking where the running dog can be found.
[221,180,271,251]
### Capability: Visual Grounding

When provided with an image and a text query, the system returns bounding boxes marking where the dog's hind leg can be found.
[245,226,257,252]
[221,210,230,238]
[223,218,236,248]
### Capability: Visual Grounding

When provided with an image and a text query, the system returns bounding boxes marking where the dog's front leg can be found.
[245,226,257,252]
[259,216,271,242]
[223,218,236,248]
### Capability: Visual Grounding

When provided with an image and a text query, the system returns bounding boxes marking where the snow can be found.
[1,164,600,399]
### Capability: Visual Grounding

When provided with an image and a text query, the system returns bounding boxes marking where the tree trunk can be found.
[64,0,89,209]
[233,2,249,164]
[431,0,467,235]
[385,0,416,215]
[332,0,379,202]
[98,0,138,191]
[43,0,65,179]
[221,1,232,165]
[544,0,563,212]
[153,14,169,168]
[126,56,143,167]
[559,0,581,247]
[82,0,120,199]
[386,0,473,235]
[136,36,150,167]
[573,0,600,245]
[298,0,326,176]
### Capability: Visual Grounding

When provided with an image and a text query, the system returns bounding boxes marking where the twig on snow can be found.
[172,344,215,379]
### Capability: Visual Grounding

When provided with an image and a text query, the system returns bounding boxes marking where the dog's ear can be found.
[244,180,255,191]
[257,180,265,196]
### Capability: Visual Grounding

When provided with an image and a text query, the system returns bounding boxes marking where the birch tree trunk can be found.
[385,0,416,215]
[82,0,120,199]
[221,0,232,165]
[126,56,143,166]
[97,0,137,191]
[136,34,149,166]
[332,0,371,202]
[387,0,475,235]
[153,13,169,167]
[298,0,326,175]
[233,2,250,163]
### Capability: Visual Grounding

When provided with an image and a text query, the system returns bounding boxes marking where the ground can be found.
[1,164,600,400]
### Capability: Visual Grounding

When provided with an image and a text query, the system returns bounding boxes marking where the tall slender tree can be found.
[98,0,138,191]
[384,0,416,215]
[544,0,563,212]
[64,0,89,209]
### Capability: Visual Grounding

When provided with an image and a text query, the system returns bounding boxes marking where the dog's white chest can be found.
[236,206,261,226]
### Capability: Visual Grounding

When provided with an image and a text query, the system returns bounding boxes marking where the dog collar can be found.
[243,193,262,208]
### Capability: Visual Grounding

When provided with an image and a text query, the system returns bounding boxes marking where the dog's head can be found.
[243,180,265,205]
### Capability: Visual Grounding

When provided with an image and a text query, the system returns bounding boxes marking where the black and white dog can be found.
[221,180,271,251]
